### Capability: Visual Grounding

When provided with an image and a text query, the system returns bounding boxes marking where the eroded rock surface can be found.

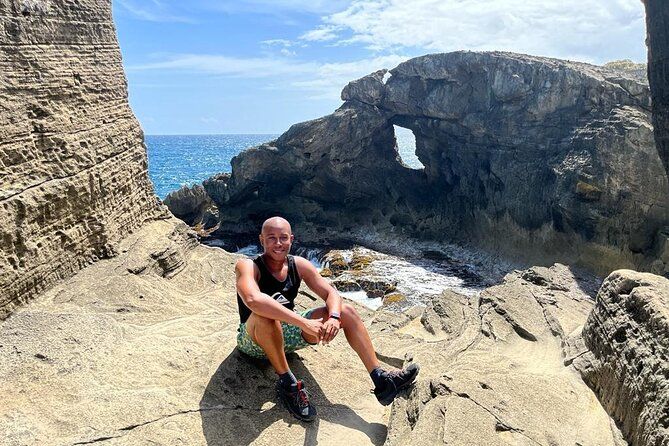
[2,222,638,446]
[0,219,388,446]
[575,270,669,446]
[163,184,219,229]
[644,0,669,179]
[370,263,627,445]
[170,52,669,277]
[0,0,163,318]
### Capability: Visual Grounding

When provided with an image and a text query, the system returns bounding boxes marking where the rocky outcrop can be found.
[173,52,669,277]
[0,0,163,318]
[575,270,669,446]
[1,222,630,445]
[644,0,669,179]
[604,60,647,84]
[0,219,384,445]
[163,184,218,229]
[372,263,627,445]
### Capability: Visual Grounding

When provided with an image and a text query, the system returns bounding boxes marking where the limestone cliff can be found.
[170,52,669,277]
[576,270,669,446]
[0,0,163,318]
[644,0,669,180]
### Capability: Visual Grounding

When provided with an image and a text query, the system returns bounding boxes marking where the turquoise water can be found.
[146,134,278,199]
[146,128,421,199]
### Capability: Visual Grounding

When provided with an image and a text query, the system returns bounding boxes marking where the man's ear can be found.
[259,234,264,247]
[290,234,294,243]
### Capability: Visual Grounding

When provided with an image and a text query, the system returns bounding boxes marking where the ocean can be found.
[146,127,421,199]
[144,131,493,310]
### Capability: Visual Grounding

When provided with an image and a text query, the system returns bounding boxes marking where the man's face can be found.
[260,222,294,262]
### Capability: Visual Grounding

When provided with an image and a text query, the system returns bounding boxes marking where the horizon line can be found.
[145,132,281,136]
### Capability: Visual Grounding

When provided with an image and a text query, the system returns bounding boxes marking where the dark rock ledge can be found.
[167,51,669,277]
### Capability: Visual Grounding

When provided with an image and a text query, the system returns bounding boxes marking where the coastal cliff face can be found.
[575,270,669,446]
[176,52,669,277]
[0,0,163,318]
[644,0,669,180]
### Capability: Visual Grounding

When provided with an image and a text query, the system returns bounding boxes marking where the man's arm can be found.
[235,258,322,337]
[295,257,342,343]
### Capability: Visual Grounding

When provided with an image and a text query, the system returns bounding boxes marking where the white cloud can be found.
[261,39,295,47]
[308,0,646,64]
[289,54,409,99]
[129,53,409,100]
[128,54,320,78]
[300,25,342,42]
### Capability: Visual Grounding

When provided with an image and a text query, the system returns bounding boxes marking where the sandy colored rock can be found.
[0,0,163,318]
[2,224,635,446]
[0,219,388,446]
[375,264,627,446]
[576,270,669,446]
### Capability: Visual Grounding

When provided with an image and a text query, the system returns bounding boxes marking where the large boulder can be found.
[164,184,218,229]
[576,270,669,446]
[177,51,669,277]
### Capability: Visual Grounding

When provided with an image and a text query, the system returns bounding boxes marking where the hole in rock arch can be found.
[393,125,424,170]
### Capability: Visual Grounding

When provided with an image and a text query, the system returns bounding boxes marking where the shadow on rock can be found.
[200,349,387,446]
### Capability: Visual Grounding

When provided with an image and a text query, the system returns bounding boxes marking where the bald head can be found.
[261,216,292,235]
[259,217,293,259]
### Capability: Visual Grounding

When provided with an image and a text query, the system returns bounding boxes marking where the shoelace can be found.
[370,370,403,393]
[296,381,310,408]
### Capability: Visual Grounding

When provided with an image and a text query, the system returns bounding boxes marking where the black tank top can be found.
[237,255,302,323]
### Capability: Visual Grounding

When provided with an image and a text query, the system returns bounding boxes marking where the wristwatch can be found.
[329,312,341,320]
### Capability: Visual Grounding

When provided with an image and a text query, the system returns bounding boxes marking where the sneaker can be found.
[276,379,317,422]
[373,363,420,406]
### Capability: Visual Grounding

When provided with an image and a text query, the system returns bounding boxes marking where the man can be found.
[235,216,419,422]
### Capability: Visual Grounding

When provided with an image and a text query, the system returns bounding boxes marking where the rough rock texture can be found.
[0,219,389,446]
[163,184,218,228]
[1,220,632,445]
[604,60,647,84]
[172,52,669,277]
[575,270,669,446]
[644,0,669,179]
[0,0,162,318]
[370,263,626,445]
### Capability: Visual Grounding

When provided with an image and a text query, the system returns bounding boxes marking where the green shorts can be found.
[236,309,317,359]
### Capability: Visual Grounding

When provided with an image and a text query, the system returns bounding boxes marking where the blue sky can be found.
[113,0,647,135]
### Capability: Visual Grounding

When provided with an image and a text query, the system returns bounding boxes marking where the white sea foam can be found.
[331,247,484,309]
[232,237,506,311]
[339,290,384,310]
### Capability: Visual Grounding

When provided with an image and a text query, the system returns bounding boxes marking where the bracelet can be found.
[329,312,341,320]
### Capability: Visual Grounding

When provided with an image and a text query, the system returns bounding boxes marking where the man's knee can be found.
[341,303,362,328]
[248,313,282,340]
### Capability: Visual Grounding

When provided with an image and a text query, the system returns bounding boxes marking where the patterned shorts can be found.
[236,309,317,359]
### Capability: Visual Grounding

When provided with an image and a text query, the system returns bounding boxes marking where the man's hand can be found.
[301,317,324,340]
[321,318,341,345]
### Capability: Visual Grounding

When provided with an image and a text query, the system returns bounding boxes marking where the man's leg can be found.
[303,303,381,373]
[245,312,289,374]
[246,312,317,421]
[303,303,419,406]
